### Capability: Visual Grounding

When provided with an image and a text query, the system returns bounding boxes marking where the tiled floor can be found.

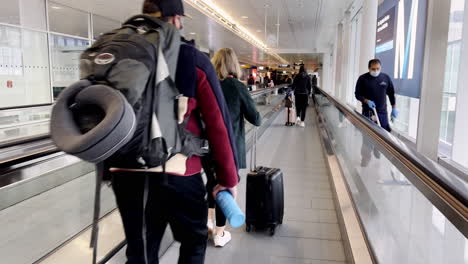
[156,110,347,264]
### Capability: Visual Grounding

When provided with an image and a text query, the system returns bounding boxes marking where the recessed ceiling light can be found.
[189,32,197,35]
[51,6,62,9]
[241,16,249,19]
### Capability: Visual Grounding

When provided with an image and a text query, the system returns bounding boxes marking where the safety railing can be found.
[313,87,467,264]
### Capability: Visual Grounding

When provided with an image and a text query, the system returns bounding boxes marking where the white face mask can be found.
[370,71,381,77]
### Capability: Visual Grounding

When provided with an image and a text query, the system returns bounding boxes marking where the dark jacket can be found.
[220,77,261,169]
[292,72,312,95]
[355,72,396,114]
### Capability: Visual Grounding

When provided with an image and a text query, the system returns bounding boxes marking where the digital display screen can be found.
[376,0,427,98]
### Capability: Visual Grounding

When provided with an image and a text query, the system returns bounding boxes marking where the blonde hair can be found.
[211,48,242,80]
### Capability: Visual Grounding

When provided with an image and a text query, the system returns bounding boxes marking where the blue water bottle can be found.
[216,191,245,228]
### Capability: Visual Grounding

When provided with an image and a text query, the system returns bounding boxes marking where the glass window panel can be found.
[440,0,465,156]
[48,2,89,38]
[93,15,120,40]
[0,0,47,30]
[50,34,89,99]
[392,95,419,140]
[0,25,51,108]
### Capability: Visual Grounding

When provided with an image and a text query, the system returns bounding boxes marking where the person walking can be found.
[292,65,312,127]
[108,1,239,263]
[206,47,262,247]
[355,59,398,132]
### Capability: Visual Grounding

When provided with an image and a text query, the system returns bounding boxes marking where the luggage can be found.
[285,107,296,126]
[246,129,284,236]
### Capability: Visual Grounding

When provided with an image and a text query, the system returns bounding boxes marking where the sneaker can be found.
[214,231,232,247]
[207,219,214,236]
[300,122,305,127]
[296,117,301,125]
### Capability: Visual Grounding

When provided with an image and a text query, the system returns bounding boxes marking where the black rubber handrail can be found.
[314,87,468,236]
[0,142,59,168]
[0,103,52,111]
[0,134,50,149]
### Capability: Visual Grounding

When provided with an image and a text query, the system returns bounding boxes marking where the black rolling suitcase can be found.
[246,129,284,236]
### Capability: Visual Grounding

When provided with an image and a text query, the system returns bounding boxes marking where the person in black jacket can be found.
[206,47,262,247]
[109,1,240,263]
[355,59,398,132]
[247,74,255,85]
[292,65,312,127]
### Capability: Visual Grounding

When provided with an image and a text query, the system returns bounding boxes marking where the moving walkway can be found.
[1,86,466,264]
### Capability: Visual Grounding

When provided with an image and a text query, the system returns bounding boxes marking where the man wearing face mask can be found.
[355,59,398,132]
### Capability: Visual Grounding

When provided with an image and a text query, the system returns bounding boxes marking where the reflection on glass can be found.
[316,94,467,264]
[48,2,89,38]
[50,34,89,99]
[439,0,465,157]
[0,0,47,30]
[93,14,120,40]
[0,25,51,108]
[0,106,51,143]
[392,94,419,140]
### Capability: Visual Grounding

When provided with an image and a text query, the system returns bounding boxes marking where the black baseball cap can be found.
[143,0,186,17]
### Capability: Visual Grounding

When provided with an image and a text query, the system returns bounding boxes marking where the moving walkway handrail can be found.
[314,87,468,236]
[0,88,277,167]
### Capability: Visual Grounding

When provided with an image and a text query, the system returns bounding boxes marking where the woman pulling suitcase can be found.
[206,48,262,247]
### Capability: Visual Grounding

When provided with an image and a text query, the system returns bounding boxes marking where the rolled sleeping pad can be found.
[50,80,136,163]
[216,191,245,228]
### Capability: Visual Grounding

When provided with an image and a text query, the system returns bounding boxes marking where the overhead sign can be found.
[376,0,427,99]
[278,64,290,68]
[376,7,395,54]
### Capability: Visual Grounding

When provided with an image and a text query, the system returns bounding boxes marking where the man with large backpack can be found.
[50,0,238,262]
[109,1,239,263]
[76,1,239,264]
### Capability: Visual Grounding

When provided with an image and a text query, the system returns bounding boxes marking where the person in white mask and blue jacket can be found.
[355,59,398,132]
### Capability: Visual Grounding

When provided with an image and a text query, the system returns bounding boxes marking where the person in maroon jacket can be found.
[109,1,239,263]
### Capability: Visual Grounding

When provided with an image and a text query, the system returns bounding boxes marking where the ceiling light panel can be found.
[183,0,288,64]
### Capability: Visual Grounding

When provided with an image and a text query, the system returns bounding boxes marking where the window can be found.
[48,2,89,38]
[347,11,362,106]
[439,0,465,158]
[392,95,419,140]
[50,34,89,99]
[93,15,120,40]
[0,25,51,108]
[0,0,47,30]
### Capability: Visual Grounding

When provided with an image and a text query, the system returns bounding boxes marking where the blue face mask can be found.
[370,71,381,77]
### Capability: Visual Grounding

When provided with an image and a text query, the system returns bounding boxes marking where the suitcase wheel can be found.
[245,224,252,233]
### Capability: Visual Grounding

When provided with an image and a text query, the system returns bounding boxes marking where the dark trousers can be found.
[362,110,391,132]
[296,94,309,121]
[202,158,227,227]
[112,172,208,264]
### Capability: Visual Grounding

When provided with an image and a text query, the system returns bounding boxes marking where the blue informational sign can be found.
[376,0,427,98]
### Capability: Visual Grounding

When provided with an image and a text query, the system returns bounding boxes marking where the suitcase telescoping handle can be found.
[249,128,258,172]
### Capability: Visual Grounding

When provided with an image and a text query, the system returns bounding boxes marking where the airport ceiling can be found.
[52,0,353,69]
